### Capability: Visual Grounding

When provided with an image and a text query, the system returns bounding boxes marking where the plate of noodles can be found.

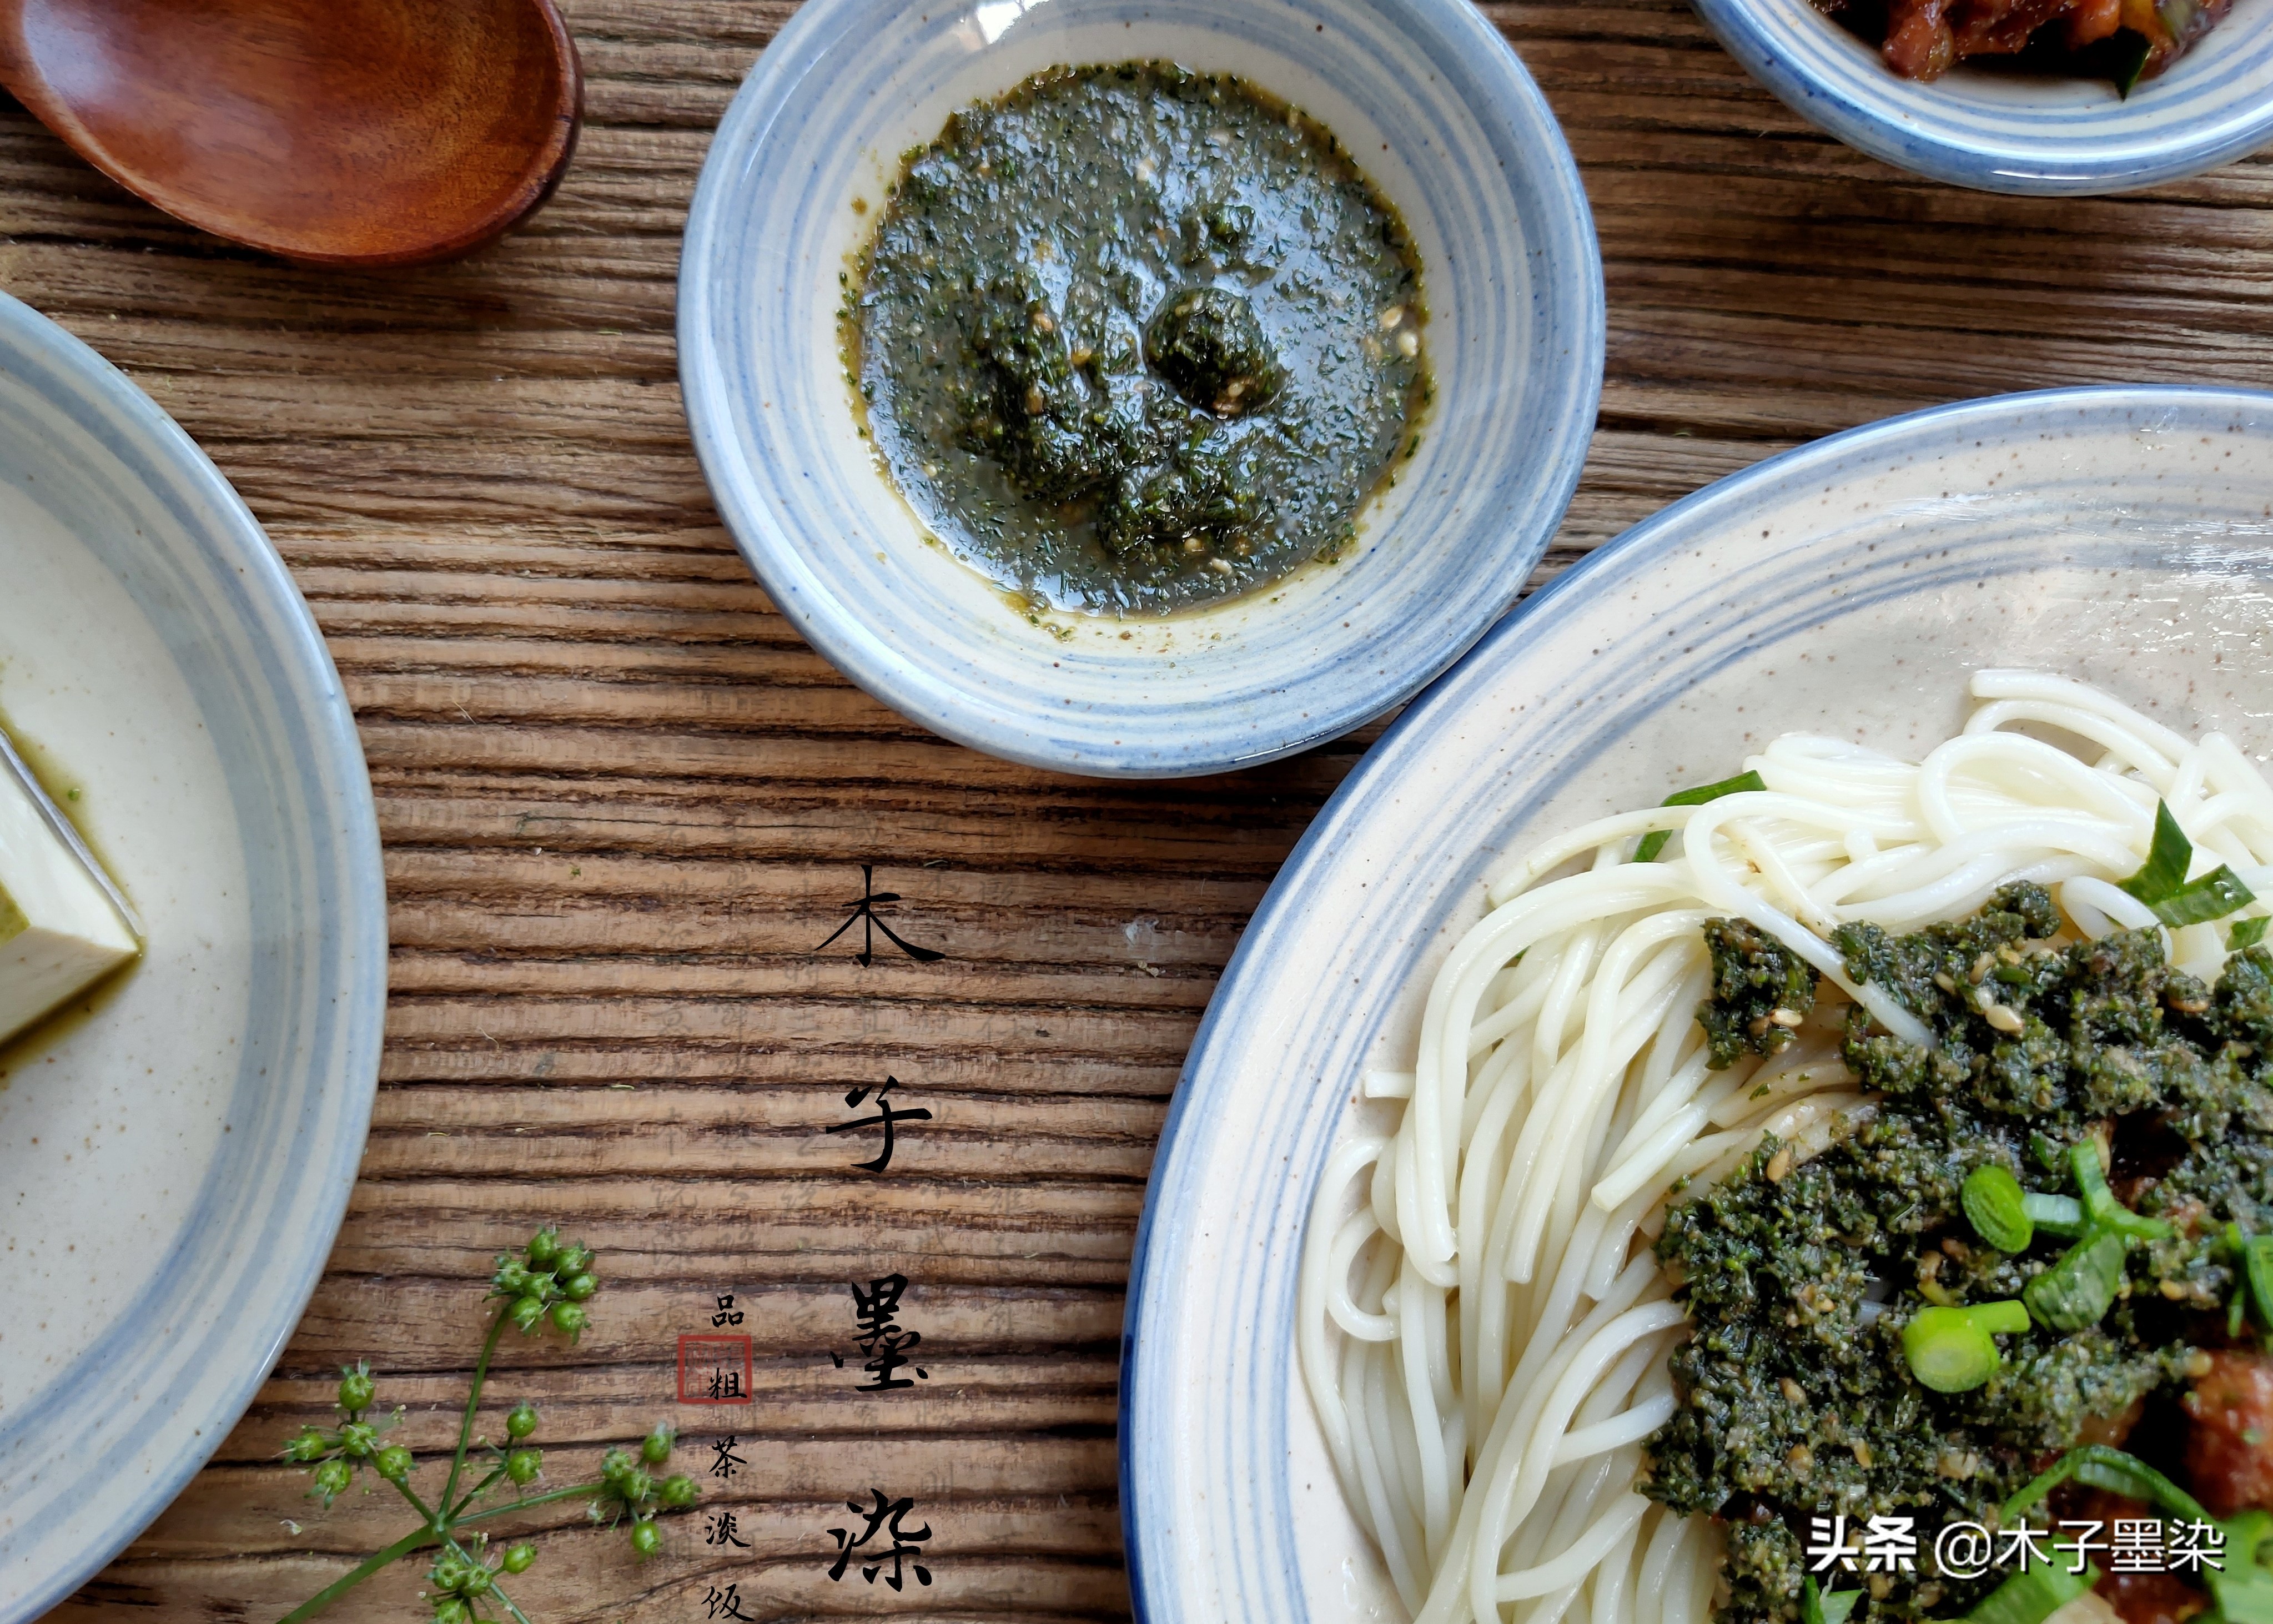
[1122,383,2273,1624]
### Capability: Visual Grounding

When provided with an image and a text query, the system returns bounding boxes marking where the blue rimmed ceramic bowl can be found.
[0,293,385,1621]
[1120,384,2273,1622]
[680,0,1604,778]
[1696,0,2273,192]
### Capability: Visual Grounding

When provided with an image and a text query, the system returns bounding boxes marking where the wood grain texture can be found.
[17,0,2273,1617]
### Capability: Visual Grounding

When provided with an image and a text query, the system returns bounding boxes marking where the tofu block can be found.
[0,757,138,1045]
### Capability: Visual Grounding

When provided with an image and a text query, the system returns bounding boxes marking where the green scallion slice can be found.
[2071,1142,2171,1241]
[2109,28,2153,95]
[2156,865,2257,928]
[1803,1577,1860,1624]
[2116,801,2257,924]
[2024,1229,2128,1332]
[2248,1236,2273,1344]
[1963,1164,2033,1253]
[1902,1301,2029,1392]
[2005,1445,2211,1525]
[2121,801,2194,906]
[1633,771,1767,863]
[1965,1554,2098,1624]
[2206,1509,2273,1624]
[2023,1193,2086,1239]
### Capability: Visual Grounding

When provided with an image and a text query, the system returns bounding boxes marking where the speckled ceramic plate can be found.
[1121,384,2273,1624]
[0,293,385,1620]
[1694,0,2273,194]
[679,0,1604,778]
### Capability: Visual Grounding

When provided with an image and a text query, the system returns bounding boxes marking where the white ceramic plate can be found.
[679,0,1603,778]
[0,293,385,1619]
[1120,383,2273,1624]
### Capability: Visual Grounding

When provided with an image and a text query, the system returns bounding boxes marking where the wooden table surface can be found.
[21,1,2273,1619]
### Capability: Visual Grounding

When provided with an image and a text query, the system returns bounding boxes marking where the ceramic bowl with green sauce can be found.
[681,0,1603,777]
[847,62,1431,619]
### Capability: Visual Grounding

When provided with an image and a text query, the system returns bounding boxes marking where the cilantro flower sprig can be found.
[276,1227,698,1624]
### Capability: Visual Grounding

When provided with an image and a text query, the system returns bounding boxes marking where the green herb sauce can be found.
[1648,886,2273,1624]
[845,62,1428,617]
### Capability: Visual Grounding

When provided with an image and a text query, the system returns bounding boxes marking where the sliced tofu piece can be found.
[0,748,138,1045]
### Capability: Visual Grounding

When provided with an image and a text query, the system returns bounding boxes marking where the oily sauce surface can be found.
[847,62,1428,618]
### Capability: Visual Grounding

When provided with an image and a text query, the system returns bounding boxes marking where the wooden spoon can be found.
[0,0,582,268]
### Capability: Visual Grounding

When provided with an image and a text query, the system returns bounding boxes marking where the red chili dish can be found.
[1814,0,2234,89]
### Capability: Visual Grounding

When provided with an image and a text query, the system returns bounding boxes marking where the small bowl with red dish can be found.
[1693,0,2273,192]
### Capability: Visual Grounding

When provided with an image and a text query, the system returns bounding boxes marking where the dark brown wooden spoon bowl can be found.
[0,0,581,268]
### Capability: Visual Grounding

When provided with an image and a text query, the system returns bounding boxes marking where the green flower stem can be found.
[482,1573,535,1624]
[274,1525,439,1623]
[442,1306,513,1517]
[449,1464,507,1521]
[456,1479,611,1526]
[384,1470,447,1534]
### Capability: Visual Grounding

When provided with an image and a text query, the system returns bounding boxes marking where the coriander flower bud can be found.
[375,1445,414,1484]
[432,1601,471,1624]
[525,1228,560,1268]
[640,1423,675,1466]
[502,1543,536,1575]
[430,1554,465,1587]
[337,1364,376,1413]
[505,1447,542,1486]
[600,1446,636,1486]
[491,1259,530,1296]
[562,1271,597,1302]
[310,1457,354,1504]
[506,1400,539,1440]
[549,1301,586,1340]
[658,1474,698,1509]
[630,1519,662,1559]
[282,1429,331,1464]
[337,1421,379,1459]
[509,1294,546,1335]
[553,1243,592,1276]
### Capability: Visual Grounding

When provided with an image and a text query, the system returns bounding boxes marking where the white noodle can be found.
[1300,672,2273,1623]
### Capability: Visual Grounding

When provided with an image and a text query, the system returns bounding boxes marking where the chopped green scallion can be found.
[1964,1553,2098,1624]
[2234,1223,2255,1338]
[2117,801,2257,925]
[2022,1192,2086,1239]
[1803,1577,1859,1624]
[1963,1164,2033,1252]
[2005,1444,2210,1524]
[2071,1142,2171,1241]
[2024,1229,2128,1332]
[1633,771,1766,863]
[1902,1301,2029,1392]
[2234,917,2271,951]
[2121,801,2195,907]
[2109,28,2153,96]
[2156,866,2256,928]
[2248,1236,2273,1346]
